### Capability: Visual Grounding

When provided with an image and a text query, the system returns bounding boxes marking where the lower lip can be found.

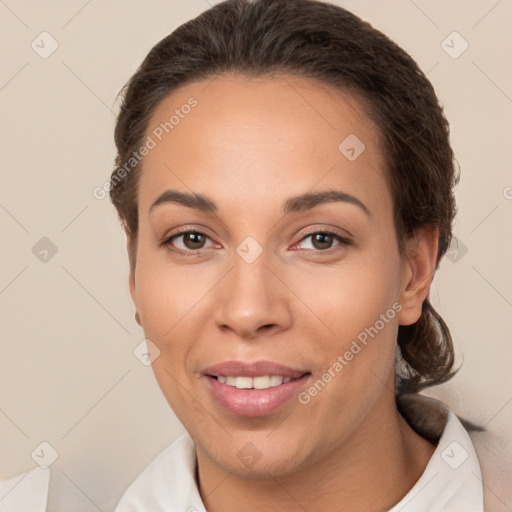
[203,374,310,417]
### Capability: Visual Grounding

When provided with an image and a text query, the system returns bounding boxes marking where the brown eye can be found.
[163,230,216,253]
[295,231,349,252]
[182,232,207,249]
[311,233,335,250]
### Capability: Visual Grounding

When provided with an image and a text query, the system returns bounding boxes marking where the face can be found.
[129,74,425,478]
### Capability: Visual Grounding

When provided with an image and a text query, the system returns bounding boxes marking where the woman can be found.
[109,0,489,510]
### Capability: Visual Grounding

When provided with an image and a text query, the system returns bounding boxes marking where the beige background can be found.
[0,0,511,510]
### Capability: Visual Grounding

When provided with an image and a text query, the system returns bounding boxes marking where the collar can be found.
[390,394,484,511]
[0,467,50,512]
[115,396,484,512]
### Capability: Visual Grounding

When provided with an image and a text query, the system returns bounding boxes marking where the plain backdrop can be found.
[0,0,511,510]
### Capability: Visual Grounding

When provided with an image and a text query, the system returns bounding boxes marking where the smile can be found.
[215,375,295,389]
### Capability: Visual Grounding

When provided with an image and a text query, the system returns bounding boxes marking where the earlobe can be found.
[398,225,439,326]
[126,233,139,323]
[129,267,136,303]
[129,273,142,326]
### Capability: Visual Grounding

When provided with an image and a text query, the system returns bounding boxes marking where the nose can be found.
[213,250,293,340]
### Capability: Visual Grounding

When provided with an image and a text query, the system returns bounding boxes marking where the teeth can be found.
[226,376,237,386]
[216,375,295,390]
[235,376,253,389]
[253,376,270,389]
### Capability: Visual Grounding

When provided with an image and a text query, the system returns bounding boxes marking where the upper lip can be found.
[202,360,309,379]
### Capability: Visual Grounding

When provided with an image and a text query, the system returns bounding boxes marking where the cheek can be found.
[134,251,205,412]
[134,244,207,338]
[296,290,400,440]
[288,243,402,340]
[287,242,401,398]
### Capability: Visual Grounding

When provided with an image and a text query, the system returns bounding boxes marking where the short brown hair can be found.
[110,0,458,395]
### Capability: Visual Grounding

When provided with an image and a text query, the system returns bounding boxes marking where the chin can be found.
[199,431,313,479]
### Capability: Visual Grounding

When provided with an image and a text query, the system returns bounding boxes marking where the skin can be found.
[128,74,438,511]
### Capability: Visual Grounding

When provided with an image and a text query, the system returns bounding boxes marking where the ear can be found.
[398,225,439,326]
[126,232,139,322]
[129,262,136,308]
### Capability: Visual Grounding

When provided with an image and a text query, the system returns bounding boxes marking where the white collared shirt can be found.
[115,396,484,511]
[0,467,50,512]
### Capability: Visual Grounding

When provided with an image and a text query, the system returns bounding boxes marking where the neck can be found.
[196,393,435,512]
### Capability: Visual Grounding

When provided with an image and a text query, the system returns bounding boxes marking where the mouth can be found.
[202,360,311,417]
[210,374,300,389]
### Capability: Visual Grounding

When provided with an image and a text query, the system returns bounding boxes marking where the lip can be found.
[202,360,308,379]
[201,360,311,417]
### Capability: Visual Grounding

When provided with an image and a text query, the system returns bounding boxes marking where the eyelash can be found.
[160,228,351,257]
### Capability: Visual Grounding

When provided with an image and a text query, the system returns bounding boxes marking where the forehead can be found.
[139,74,390,217]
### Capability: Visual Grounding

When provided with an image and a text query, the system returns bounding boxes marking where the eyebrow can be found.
[149,189,371,217]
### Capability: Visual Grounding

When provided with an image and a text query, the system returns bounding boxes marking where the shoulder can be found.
[397,393,512,512]
[392,394,483,511]
[470,425,512,512]
[0,466,50,511]
[115,433,206,512]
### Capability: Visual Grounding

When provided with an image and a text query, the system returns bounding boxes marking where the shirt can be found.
[0,467,50,512]
[115,395,485,511]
